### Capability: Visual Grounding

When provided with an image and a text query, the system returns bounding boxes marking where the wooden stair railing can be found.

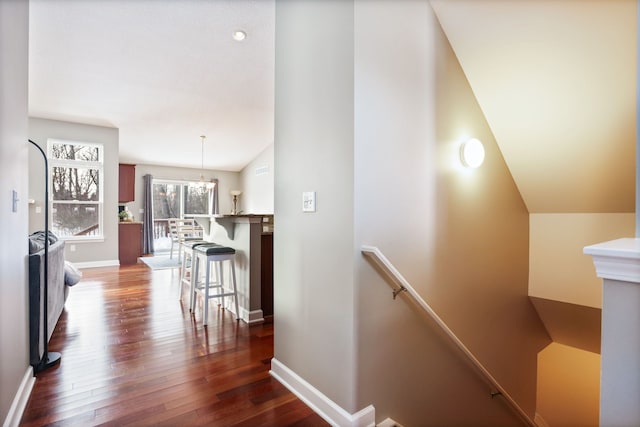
[361,245,537,427]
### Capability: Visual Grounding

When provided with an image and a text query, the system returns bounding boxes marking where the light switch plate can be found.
[12,190,18,213]
[302,191,316,212]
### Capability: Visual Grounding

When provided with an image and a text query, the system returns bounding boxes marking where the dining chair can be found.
[167,218,180,259]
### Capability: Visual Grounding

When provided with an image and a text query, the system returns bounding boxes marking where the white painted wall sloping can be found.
[429,3,635,424]
[1,1,32,425]
[354,2,549,424]
[431,0,636,214]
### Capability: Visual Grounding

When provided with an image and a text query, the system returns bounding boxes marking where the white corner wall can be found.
[28,118,119,265]
[274,0,357,415]
[1,1,32,425]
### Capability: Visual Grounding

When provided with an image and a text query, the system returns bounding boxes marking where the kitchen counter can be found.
[189,214,274,324]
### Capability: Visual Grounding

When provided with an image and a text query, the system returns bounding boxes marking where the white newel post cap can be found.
[583,238,640,283]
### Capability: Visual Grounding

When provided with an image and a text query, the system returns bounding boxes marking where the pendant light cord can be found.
[200,135,206,181]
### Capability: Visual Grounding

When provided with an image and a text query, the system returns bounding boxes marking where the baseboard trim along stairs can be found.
[377,418,404,427]
[270,358,376,427]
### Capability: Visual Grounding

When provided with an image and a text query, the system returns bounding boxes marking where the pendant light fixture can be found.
[199,135,206,183]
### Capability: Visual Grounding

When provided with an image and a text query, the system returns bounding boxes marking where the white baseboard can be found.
[377,418,404,427]
[270,358,375,427]
[2,367,35,427]
[225,304,264,325]
[244,308,264,325]
[75,259,120,269]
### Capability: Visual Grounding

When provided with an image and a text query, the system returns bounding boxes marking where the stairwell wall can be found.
[354,1,550,424]
[274,0,550,424]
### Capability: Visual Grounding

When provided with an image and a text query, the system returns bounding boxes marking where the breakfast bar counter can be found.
[190,214,273,324]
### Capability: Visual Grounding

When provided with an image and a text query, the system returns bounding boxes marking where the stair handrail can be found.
[361,245,537,427]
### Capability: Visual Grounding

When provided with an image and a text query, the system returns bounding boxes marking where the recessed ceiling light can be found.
[232,30,247,42]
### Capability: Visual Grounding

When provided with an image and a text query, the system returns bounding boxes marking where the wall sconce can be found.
[460,138,485,168]
[230,190,242,215]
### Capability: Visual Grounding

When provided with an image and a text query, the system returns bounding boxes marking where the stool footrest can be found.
[199,292,237,299]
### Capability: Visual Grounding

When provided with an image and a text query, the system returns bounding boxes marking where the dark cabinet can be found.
[119,222,142,265]
[119,163,136,203]
[261,232,273,318]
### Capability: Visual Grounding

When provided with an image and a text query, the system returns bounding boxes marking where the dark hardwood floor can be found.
[20,263,328,427]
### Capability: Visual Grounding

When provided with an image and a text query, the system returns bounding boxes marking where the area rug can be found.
[139,255,181,270]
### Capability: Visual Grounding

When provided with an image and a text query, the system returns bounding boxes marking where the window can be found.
[48,139,104,240]
[151,179,217,252]
[152,180,214,220]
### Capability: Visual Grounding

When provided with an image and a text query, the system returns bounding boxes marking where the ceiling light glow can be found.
[232,30,247,41]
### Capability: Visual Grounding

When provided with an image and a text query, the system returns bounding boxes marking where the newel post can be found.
[584,238,640,427]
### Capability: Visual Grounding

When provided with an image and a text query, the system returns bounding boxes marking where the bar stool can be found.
[192,243,239,326]
[179,239,207,308]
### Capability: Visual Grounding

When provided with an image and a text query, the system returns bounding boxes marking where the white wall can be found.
[529,213,634,308]
[353,1,548,423]
[274,0,357,413]
[0,0,31,424]
[239,143,274,214]
[28,118,119,265]
[275,0,549,424]
[127,163,241,219]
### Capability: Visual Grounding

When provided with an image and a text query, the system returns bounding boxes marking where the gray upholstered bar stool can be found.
[179,239,207,308]
[192,243,239,326]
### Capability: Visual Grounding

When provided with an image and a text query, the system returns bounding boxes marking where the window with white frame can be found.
[48,139,104,240]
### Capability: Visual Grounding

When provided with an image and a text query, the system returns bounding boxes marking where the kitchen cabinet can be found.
[118,163,136,203]
[119,222,142,265]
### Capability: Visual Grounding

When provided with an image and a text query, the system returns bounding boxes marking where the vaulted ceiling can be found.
[29,0,636,213]
[29,0,275,172]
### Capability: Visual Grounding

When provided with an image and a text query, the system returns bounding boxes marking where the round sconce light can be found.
[460,138,485,168]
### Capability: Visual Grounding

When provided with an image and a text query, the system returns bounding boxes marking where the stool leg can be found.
[230,259,239,320]
[218,261,224,306]
[191,254,200,313]
[179,249,187,300]
[203,257,211,326]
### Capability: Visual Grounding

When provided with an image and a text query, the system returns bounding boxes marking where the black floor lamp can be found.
[28,139,62,373]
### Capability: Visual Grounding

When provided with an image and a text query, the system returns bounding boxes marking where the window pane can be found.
[50,143,100,162]
[52,167,100,201]
[52,203,100,237]
[184,184,210,215]
[152,183,182,219]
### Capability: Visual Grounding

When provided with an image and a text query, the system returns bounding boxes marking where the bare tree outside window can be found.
[151,181,212,252]
[48,140,103,238]
[153,183,180,219]
[184,184,209,215]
